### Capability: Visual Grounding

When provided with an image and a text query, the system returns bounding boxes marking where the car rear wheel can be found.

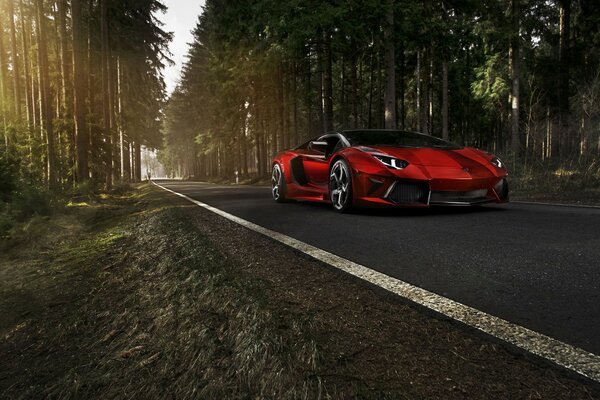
[329,159,353,212]
[271,164,286,202]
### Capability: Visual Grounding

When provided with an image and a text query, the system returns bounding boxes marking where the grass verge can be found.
[0,185,326,399]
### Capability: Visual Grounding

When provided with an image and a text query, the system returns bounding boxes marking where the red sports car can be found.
[271,130,509,212]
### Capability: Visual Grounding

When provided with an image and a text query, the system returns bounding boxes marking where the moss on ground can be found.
[0,184,337,399]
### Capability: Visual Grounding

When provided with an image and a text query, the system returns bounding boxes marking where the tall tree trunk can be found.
[19,0,33,129]
[101,0,112,189]
[58,0,71,117]
[109,51,118,182]
[509,0,520,153]
[52,2,62,120]
[368,47,375,128]
[277,62,285,150]
[72,0,88,182]
[357,56,364,125]
[291,62,298,145]
[255,105,263,176]
[351,51,358,129]
[35,2,46,179]
[383,0,396,129]
[284,62,292,148]
[305,49,313,137]
[37,0,57,187]
[340,56,347,127]
[9,0,21,120]
[241,125,248,176]
[117,57,126,180]
[123,135,131,180]
[421,49,430,135]
[399,40,405,130]
[314,41,323,133]
[428,47,433,134]
[464,46,471,145]
[87,0,99,183]
[416,50,421,132]
[129,142,134,180]
[0,18,8,148]
[557,0,571,156]
[442,60,449,140]
[376,51,383,128]
[134,141,141,182]
[322,31,333,132]
[30,15,39,131]
[269,94,277,156]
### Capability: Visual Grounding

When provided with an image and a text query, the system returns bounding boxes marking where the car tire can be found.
[329,159,353,213]
[271,163,287,203]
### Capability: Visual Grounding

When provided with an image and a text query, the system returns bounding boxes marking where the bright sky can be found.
[159,1,206,95]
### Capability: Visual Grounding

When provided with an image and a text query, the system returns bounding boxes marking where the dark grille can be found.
[429,189,489,204]
[387,181,429,204]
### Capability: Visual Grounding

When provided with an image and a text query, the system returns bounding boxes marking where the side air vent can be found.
[386,181,430,204]
[495,178,509,200]
[290,156,308,185]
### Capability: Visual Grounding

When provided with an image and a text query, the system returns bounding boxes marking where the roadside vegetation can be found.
[161,0,600,201]
[2,184,599,399]
[0,153,60,238]
[1,184,324,399]
[497,154,600,203]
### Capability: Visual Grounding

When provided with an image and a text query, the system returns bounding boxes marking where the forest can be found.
[162,0,600,183]
[1,0,599,189]
[0,0,170,193]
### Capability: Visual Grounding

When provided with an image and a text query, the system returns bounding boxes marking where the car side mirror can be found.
[309,140,328,153]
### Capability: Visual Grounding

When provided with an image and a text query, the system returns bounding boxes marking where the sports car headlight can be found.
[490,157,504,169]
[373,155,409,170]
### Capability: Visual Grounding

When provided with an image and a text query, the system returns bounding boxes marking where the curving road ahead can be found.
[155,180,600,356]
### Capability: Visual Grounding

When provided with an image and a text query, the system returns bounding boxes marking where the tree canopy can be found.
[161,0,600,180]
[1,0,598,186]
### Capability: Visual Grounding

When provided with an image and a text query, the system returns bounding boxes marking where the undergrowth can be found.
[0,185,329,399]
[498,154,600,194]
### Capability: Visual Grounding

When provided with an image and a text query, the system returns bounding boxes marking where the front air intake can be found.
[429,189,489,204]
[386,181,430,204]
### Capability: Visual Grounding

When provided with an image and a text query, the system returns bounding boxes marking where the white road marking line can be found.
[152,181,600,383]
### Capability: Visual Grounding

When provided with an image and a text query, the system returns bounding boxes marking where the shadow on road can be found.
[284,200,508,217]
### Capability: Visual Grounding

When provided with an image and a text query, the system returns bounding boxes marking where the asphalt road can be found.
[155,180,600,355]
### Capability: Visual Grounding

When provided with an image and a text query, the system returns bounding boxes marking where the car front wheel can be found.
[329,159,353,212]
[271,163,286,202]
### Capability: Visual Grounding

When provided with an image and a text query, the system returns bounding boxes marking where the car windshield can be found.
[343,130,461,149]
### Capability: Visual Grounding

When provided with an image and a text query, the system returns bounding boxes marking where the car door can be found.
[301,136,329,189]
[302,134,342,188]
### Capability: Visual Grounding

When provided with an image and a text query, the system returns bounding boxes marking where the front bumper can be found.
[354,173,509,207]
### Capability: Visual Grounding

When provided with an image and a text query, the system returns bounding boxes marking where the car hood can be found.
[364,145,492,168]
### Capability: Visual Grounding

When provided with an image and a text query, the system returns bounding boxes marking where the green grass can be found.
[0,184,334,399]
